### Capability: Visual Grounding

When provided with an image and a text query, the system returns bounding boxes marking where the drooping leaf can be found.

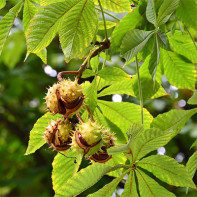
[0,1,24,55]
[57,163,122,197]
[98,79,134,97]
[94,108,127,144]
[146,0,156,26]
[52,151,77,196]
[98,100,153,132]
[98,67,130,81]
[94,0,131,13]
[83,77,97,113]
[188,90,197,105]
[36,48,47,64]
[151,108,197,133]
[110,3,146,54]
[138,155,195,188]
[121,171,139,197]
[23,0,37,32]
[98,21,117,30]
[168,31,197,64]
[130,128,173,161]
[121,29,154,63]
[88,169,130,197]
[157,30,170,49]
[25,112,61,155]
[59,0,98,62]
[0,0,6,10]
[186,151,197,178]
[148,34,160,80]
[157,0,179,26]
[160,49,196,90]
[136,169,176,197]
[176,0,197,30]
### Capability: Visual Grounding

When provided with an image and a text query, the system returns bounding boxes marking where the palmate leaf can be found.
[186,151,197,178]
[168,31,197,64]
[0,0,6,10]
[176,0,197,30]
[138,155,195,188]
[188,90,197,105]
[130,128,173,161]
[57,163,122,197]
[110,3,146,54]
[83,77,97,113]
[121,29,154,63]
[136,169,175,197]
[157,0,179,26]
[88,169,130,197]
[121,171,139,197]
[94,0,131,13]
[98,67,130,81]
[25,112,62,155]
[151,108,197,133]
[146,0,156,26]
[98,79,135,97]
[0,1,24,55]
[160,49,196,90]
[97,100,153,132]
[52,151,77,196]
[59,0,98,62]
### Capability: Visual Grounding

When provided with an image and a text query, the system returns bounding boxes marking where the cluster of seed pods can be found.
[44,78,116,163]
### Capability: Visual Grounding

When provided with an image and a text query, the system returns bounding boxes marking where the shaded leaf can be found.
[0,1,24,55]
[25,112,61,155]
[146,0,156,26]
[121,29,154,63]
[191,139,197,149]
[136,169,176,197]
[188,90,197,105]
[138,155,195,188]
[59,0,98,62]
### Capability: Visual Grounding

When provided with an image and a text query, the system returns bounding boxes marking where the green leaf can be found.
[94,108,127,144]
[0,0,6,10]
[148,34,160,80]
[90,55,99,71]
[36,48,47,64]
[110,3,146,54]
[40,0,66,6]
[0,1,24,55]
[151,108,197,133]
[136,169,176,197]
[98,79,134,97]
[83,78,97,113]
[98,100,153,132]
[157,0,179,26]
[94,0,131,13]
[188,90,197,105]
[57,163,121,197]
[98,20,117,30]
[168,31,197,64]
[121,171,139,197]
[98,67,130,81]
[138,155,196,188]
[186,151,197,178]
[146,0,156,26]
[176,0,197,30]
[82,69,96,78]
[191,139,197,149]
[23,0,37,32]
[59,0,98,62]
[25,112,61,155]
[121,29,154,63]
[131,128,173,161]
[52,151,77,196]
[160,49,196,90]
[88,169,130,197]
[27,0,89,54]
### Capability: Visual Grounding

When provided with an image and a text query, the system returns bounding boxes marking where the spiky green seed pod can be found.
[44,119,73,151]
[102,129,116,148]
[59,78,83,103]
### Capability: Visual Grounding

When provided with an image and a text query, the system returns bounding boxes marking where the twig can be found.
[57,71,79,81]
[76,113,84,123]
[84,103,95,122]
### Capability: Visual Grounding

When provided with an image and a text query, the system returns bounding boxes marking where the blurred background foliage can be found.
[0,0,196,196]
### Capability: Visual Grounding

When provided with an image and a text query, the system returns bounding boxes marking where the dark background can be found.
[0,1,196,196]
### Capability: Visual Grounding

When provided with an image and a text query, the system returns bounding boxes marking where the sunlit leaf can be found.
[146,0,156,26]
[186,151,197,178]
